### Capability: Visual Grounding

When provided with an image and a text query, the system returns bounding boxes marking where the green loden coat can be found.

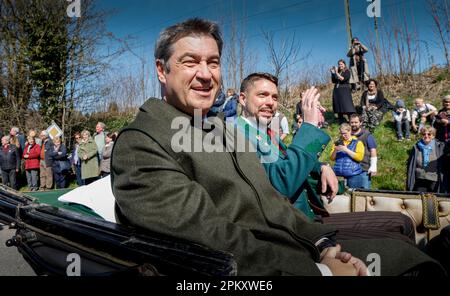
[78,137,99,180]
[111,98,444,276]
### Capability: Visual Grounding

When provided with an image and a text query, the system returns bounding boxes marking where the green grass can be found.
[284,111,417,191]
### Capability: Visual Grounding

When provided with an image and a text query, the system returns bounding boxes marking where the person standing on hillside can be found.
[331,59,355,124]
[347,37,370,91]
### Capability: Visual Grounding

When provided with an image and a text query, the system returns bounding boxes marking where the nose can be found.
[196,62,212,82]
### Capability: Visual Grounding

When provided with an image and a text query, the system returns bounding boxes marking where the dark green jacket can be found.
[111,99,444,276]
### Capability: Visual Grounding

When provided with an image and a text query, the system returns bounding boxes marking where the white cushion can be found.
[58,176,116,223]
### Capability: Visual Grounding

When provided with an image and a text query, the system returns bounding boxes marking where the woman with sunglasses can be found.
[406,126,447,193]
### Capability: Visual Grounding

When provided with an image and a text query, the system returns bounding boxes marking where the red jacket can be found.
[23,143,41,170]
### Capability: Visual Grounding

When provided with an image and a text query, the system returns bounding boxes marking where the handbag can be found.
[58,159,71,172]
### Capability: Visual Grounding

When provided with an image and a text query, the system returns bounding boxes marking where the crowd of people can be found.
[0,122,116,191]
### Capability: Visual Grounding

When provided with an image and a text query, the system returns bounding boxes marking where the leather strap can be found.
[421,193,440,230]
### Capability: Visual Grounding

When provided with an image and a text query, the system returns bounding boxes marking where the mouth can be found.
[258,109,273,118]
[191,86,213,97]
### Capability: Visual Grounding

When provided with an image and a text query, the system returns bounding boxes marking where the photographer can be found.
[347,37,369,90]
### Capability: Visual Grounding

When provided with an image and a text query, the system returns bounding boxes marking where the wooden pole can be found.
[344,0,353,48]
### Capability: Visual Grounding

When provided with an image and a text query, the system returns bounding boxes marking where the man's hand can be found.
[320,244,369,276]
[320,164,338,200]
[301,86,321,127]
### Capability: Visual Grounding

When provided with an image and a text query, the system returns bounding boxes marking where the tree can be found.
[428,0,450,71]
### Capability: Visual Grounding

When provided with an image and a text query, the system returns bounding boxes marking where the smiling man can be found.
[111,18,445,276]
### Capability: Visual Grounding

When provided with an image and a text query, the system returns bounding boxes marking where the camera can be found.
[334,139,343,146]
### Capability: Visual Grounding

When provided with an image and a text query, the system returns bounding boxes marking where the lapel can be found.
[236,116,286,162]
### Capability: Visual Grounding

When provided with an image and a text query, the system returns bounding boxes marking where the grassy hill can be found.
[282,67,450,191]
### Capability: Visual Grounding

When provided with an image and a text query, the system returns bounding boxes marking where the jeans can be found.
[1,168,17,190]
[359,171,371,189]
[54,171,66,189]
[75,164,84,186]
[395,119,410,139]
[26,169,39,191]
[346,173,365,189]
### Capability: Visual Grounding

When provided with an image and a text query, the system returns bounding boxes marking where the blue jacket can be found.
[221,95,238,119]
[50,144,68,173]
[333,139,363,177]
[41,139,54,167]
[0,144,20,171]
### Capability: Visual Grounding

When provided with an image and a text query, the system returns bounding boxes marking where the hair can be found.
[349,113,362,122]
[338,59,346,66]
[351,37,359,44]
[154,18,223,73]
[53,136,61,143]
[40,130,49,138]
[74,131,81,138]
[442,95,450,101]
[240,72,278,93]
[81,130,91,137]
[366,79,378,87]
[11,126,19,133]
[339,123,352,132]
[96,122,106,129]
[226,88,236,96]
[28,129,37,137]
[415,97,424,102]
[2,135,11,142]
[107,132,116,142]
[420,126,436,136]
[27,135,35,141]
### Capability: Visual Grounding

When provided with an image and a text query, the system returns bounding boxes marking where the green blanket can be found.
[26,189,102,219]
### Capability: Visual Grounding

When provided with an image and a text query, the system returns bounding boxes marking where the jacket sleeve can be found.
[82,142,99,160]
[262,123,330,198]
[406,146,416,191]
[111,130,323,276]
[28,145,41,160]
[342,70,350,83]
[102,144,112,159]
[222,99,237,118]
[53,145,67,160]
[360,92,367,107]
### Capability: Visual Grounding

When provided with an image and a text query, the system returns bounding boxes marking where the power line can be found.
[247,0,412,39]
[122,0,335,52]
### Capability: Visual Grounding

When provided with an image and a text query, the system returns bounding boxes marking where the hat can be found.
[395,99,405,108]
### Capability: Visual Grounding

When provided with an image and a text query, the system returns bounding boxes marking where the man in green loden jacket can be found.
[111,18,444,276]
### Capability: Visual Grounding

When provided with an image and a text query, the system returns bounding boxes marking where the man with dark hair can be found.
[111,18,444,276]
[237,72,416,244]
[349,113,377,189]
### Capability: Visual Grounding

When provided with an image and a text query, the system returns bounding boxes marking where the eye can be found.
[182,59,198,67]
[208,60,220,69]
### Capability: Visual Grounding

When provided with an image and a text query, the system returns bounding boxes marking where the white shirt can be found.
[412,103,437,119]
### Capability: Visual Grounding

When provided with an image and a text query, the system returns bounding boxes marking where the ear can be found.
[156,59,167,84]
[238,92,246,108]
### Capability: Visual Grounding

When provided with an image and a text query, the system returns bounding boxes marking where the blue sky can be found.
[94,0,444,89]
